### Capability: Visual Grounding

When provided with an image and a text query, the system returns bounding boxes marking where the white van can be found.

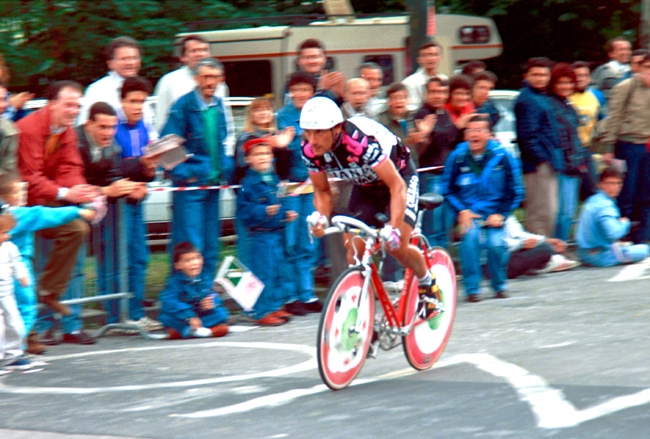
[177,13,503,107]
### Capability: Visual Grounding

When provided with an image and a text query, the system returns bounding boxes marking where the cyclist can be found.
[300,96,437,314]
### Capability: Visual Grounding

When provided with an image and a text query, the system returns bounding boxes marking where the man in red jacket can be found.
[17,81,98,345]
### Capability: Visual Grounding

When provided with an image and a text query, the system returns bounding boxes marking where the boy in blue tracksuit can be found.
[443,116,524,302]
[114,76,154,325]
[237,138,297,326]
[0,173,97,353]
[160,58,234,276]
[159,241,229,339]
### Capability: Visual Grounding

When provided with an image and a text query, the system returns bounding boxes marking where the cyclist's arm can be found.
[311,171,332,219]
[374,159,407,230]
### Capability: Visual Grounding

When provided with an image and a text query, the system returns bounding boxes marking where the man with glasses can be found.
[154,35,236,156]
[78,37,157,140]
[160,58,234,275]
[442,115,524,302]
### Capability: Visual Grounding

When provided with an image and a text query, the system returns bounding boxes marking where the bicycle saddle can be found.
[418,193,444,211]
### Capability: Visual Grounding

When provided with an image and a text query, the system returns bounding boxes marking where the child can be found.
[113,76,158,330]
[159,242,229,339]
[0,211,32,369]
[0,172,97,353]
[237,138,297,326]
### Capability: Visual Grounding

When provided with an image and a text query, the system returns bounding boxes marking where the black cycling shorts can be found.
[346,158,419,229]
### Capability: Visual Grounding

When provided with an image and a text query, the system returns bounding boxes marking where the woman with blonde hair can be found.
[231,97,294,267]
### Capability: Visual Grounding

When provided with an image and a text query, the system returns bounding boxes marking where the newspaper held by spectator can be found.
[144,134,193,170]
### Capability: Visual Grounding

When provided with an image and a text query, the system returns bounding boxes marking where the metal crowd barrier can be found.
[35,198,166,340]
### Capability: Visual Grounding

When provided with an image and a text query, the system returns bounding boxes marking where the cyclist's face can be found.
[304,126,339,156]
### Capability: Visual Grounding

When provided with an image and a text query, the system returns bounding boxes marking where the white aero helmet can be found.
[300,96,344,130]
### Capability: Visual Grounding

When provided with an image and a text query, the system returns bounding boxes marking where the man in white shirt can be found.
[78,37,158,141]
[359,62,385,118]
[153,35,236,155]
[341,78,372,119]
[402,42,448,111]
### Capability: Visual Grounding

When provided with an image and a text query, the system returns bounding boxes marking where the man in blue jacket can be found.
[443,115,524,302]
[514,57,564,237]
[161,58,234,275]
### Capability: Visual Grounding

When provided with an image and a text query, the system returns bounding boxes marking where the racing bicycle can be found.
[315,194,457,390]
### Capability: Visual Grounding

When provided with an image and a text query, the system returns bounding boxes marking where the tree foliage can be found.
[436,0,642,88]
[0,0,643,93]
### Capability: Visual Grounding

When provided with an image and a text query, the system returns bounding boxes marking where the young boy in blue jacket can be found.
[159,241,229,339]
[0,172,97,353]
[237,138,297,326]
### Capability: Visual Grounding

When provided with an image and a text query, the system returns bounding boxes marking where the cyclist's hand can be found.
[307,212,328,238]
[380,225,402,251]
[266,204,280,216]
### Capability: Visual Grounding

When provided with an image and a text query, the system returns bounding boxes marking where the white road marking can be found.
[539,341,576,349]
[0,342,316,394]
[174,353,650,429]
[608,257,650,282]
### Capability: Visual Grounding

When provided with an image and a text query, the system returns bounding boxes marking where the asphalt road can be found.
[2,258,650,439]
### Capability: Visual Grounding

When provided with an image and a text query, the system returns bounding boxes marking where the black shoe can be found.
[418,282,440,318]
[62,331,96,345]
[302,300,323,313]
[466,294,481,303]
[494,291,509,299]
[284,302,308,316]
[39,329,59,346]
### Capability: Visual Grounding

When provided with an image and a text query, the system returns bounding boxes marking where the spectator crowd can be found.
[1,31,649,371]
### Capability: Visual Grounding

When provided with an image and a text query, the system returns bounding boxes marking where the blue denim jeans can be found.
[124,202,148,320]
[459,224,507,297]
[419,173,453,249]
[235,212,251,268]
[35,240,86,334]
[555,174,580,242]
[281,193,317,304]
[615,142,650,243]
[248,230,283,319]
[171,189,221,276]
[578,244,650,267]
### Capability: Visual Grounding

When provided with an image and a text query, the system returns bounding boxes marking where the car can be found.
[489,89,519,158]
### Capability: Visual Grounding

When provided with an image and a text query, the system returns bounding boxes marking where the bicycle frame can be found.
[330,215,442,341]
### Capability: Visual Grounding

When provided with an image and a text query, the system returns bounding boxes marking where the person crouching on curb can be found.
[236,138,298,326]
[576,167,650,266]
[159,242,229,339]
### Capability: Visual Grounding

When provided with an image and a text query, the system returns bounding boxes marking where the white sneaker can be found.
[531,254,562,274]
[551,256,581,272]
[191,327,212,338]
[138,316,162,330]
